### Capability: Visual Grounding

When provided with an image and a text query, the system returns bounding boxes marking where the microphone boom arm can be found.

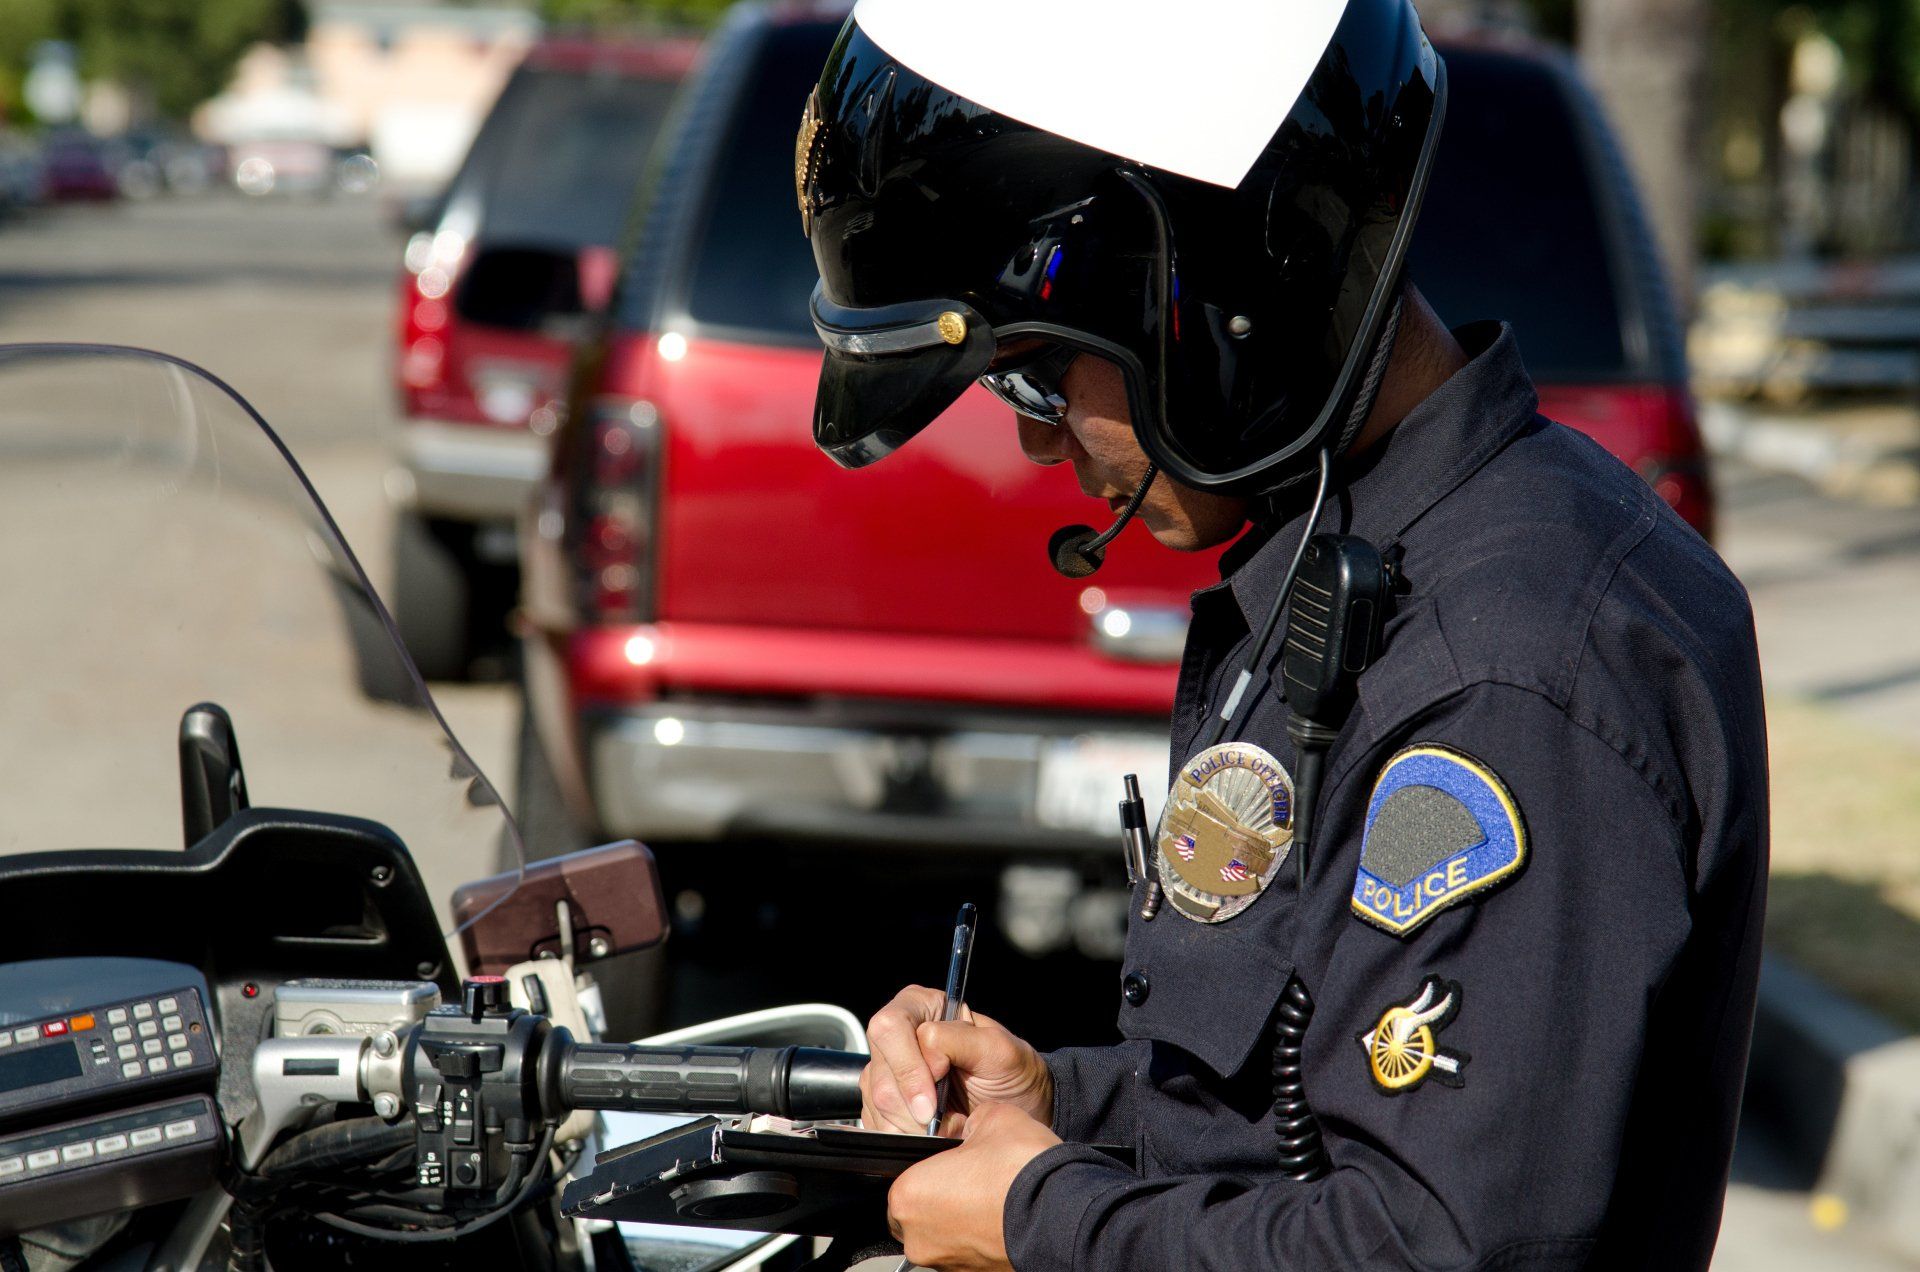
[1049,465,1158,578]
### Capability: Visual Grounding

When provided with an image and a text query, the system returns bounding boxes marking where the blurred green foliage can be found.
[0,0,57,122]
[1771,0,1920,122]
[1518,0,1920,121]
[540,0,733,28]
[0,0,303,123]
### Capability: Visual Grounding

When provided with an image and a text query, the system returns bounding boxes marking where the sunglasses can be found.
[979,345,1078,425]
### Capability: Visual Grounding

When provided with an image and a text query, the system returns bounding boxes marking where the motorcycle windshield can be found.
[0,344,523,923]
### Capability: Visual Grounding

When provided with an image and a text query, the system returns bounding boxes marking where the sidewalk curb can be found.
[1746,955,1920,1254]
[1702,401,1920,504]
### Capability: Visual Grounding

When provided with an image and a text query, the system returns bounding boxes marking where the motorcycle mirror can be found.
[179,701,250,849]
[450,840,669,975]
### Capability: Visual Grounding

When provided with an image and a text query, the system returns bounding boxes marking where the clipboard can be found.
[560,1117,1132,1236]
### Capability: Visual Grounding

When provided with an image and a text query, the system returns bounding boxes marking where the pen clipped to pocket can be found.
[1121,774,1161,920]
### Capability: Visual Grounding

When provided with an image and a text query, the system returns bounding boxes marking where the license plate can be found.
[1035,734,1168,837]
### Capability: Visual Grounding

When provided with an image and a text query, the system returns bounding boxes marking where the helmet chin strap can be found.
[1050,290,1401,578]
[1259,291,1406,517]
[1048,465,1158,578]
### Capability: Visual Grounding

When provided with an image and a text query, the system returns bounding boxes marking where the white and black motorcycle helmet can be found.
[801,0,1447,494]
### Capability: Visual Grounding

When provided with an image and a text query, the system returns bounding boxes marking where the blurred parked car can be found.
[39,131,116,202]
[514,10,1711,1002]
[335,148,381,196]
[389,33,699,681]
[229,137,337,198]
[0,132,43,213]
[110,129,223,199]
[1410,38,1712,535]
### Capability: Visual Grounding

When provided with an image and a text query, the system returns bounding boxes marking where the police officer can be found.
[798,0,1768,1267]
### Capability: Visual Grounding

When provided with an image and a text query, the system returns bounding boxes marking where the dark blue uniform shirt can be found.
[1004,324,1769,1270]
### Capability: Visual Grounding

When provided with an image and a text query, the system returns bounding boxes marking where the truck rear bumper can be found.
[583,700,1168,854]
[395,419,548,523]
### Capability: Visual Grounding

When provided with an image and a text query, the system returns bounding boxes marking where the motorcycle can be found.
[0,345,883,1271]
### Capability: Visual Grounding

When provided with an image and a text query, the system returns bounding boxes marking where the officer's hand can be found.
[888,1101,1060,1271]
[861,985,1052,1136]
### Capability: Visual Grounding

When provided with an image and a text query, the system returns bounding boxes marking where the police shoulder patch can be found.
[1350,744,1526,936]
[1356,975,1469,1094]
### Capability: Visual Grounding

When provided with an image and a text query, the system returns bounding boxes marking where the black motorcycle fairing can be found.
[0,808,454,1124]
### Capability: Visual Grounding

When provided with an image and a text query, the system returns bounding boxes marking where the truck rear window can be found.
[448,65,681,254]
[1408,48,1632,381]
[681,25,843,340]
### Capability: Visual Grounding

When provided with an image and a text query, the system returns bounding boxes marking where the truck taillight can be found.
[1643,459,1715,543]
[399,231,463,393]
[1641,390,1715,543]
[575,397,660,622]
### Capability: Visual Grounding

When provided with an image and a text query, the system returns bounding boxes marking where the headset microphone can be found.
[1048,466,1157,578]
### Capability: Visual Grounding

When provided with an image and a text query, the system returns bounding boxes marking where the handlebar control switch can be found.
[407,989,550,1195]
[460,975,510,1023]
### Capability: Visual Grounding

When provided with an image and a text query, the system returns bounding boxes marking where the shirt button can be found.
[1122,971,1150,1006]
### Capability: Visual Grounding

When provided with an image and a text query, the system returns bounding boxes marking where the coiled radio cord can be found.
[1272,977,1331,1181]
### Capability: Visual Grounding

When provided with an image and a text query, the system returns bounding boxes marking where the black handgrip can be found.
[549,1033,867,1121]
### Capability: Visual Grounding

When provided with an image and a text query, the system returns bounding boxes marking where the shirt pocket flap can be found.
[1115,908,1294,1080]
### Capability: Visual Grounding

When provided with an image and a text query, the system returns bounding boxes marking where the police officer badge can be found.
[1156,744,1294,923]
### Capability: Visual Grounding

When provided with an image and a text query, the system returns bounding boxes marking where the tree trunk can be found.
[1578,0,1711,310]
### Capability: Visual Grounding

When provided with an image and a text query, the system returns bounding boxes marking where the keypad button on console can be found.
[141,1040,162,1056]
[165,1033,186,1049]
[146,1058,167,1074]
[171,1052,192,1068]
[106,1008,127,1025]
[132,1003,154,1020]
[12,1028,35,1044]
[60,1142,92,1163]
[25,1151,56,1170]
[161,1016,182,1033]
[129,1128,162,1148]
[163,1119,197,1141]
[112,1026,132,1043]
[136,1021,157,1038]
[0,1157,20,1176]
[157,998,178,1015]
[117,1044,136,1060]
[95,1134,128,1154]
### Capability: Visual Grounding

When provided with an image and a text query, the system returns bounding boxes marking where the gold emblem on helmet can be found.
[795,87,826,237]
[936,312,968,345]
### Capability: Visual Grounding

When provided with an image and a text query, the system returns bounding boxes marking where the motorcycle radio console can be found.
[0,958,222,1234]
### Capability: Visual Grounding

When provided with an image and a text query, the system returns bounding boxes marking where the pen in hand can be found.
[926,901,978,1136]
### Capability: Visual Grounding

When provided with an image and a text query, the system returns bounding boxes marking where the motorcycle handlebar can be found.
[547,1033,868,1121]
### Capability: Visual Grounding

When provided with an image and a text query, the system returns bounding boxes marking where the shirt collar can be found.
[1225,321,1539,627]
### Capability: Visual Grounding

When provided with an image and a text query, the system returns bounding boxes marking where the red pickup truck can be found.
[390,34,695,680]
[517,11,1708,1003]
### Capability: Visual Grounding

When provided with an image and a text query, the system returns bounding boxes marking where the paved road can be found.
[0,195,518,923]
[0,195,1912,1268]
[1716,460,1920,749]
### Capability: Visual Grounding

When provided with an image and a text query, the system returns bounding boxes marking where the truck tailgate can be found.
[642,337,1218,646]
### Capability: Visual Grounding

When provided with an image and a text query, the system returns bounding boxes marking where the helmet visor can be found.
[811,290,997,469]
